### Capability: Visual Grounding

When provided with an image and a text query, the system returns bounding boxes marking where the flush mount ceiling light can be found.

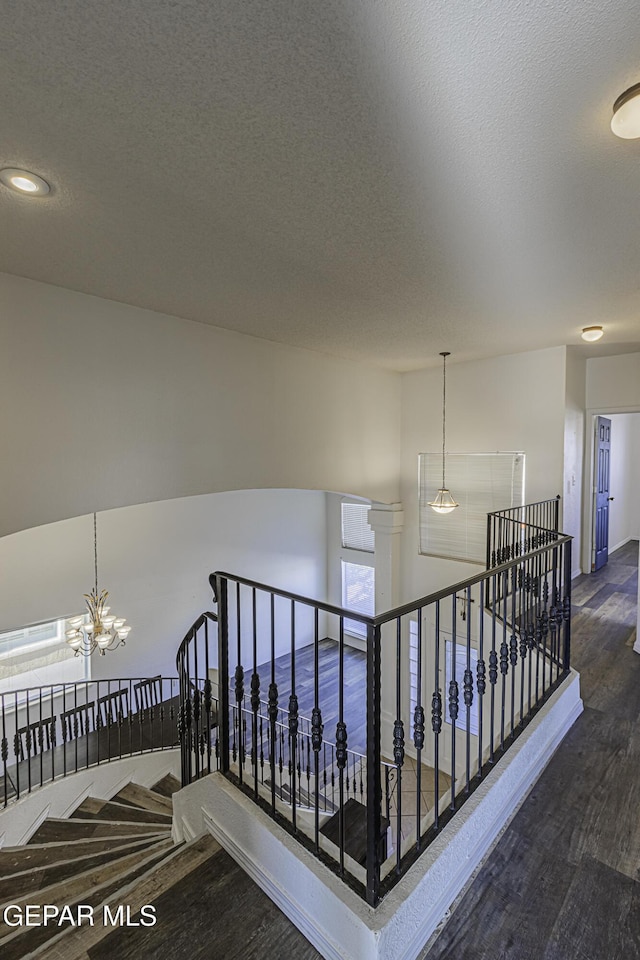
[611,83,640,139]
[0,167,50,196]
[428,351,459,514]
[581,326,604,342]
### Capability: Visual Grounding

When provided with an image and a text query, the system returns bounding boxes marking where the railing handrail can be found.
[0,675,180,699]
[175,610,218,673]
[487,494,561,520]
[214,535,571,631]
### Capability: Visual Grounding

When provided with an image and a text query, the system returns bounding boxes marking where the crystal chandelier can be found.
[65,513,131,656]
[428,351,459,514]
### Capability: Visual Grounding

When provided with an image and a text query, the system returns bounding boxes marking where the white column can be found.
[367,503,404,756]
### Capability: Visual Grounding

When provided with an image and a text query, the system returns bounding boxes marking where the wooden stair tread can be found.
[86,846,321,960]
[149,773,181,798]
[28,817,170,844]
[71,797,172,825]
[0,835,167,899]
[36,835,219,960]
[112,782,173,815]
[0,839,175,957]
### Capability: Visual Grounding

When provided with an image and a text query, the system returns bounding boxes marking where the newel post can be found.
[366,621,382,906]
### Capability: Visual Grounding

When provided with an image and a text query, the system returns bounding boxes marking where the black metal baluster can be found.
[510,568,518,740]
[312,607,323,851]
[500,572,509,752]
[13,691,20,799]
[562,541,572,673]
[1,695,7,807]
[365,620,381,906]
[269,595,278,816]
[477,582,485,780]
[336,617,347,876]
[519,562,527,728]
[251,587,260,799]
[50,686,56,786]
[394,616,404,872]
[432,602,442,830]
[235,582,244,782]
[464,585,473,794]
[489,575,498,764]
[414,608,424,848]
[217,575,230,776]
[449,595,458,811]
[289,600,298,832]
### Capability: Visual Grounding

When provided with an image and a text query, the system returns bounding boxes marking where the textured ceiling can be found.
[1,0,640,370]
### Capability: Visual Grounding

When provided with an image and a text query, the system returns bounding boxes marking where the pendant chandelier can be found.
[428,351,459,514]
[65,513,131,656]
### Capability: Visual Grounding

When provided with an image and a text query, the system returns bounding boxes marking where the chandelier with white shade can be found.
[65,513,131,656]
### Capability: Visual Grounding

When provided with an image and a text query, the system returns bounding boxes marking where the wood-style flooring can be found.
[419,539,640,960]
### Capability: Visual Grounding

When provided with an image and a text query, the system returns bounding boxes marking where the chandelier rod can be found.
[93,512,98,597]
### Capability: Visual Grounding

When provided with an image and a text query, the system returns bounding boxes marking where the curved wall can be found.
[0,273,401,538]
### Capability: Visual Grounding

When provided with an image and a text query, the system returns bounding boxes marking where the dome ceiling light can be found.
[0,167,51,196]
[611,83,640,139]
[581,326,604,342]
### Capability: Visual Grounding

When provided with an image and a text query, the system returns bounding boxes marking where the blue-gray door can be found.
[593,416,612,572]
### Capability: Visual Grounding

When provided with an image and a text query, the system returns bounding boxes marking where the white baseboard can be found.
[175,672,583,960]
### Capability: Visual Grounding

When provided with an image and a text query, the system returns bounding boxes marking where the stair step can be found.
[0,834,163,873]
[71,797,172,825]
[149,773,181,798]
[0,837,175,957]
[33,834,220,959]
[86,845,320,960]
[112,782,173,816]
[28,818,170,844]
[0,835,168,900]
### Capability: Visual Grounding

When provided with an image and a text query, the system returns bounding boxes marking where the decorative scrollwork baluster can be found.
[489,650,498,687]
[393,718,405,767]
[500,639,509,676]
[463,669,473,708]
[476,660,486,696]
[448,680,459,722]
[311,707,323,752]
[335,721,348,770]
[510,634,518,668]
[413,705,425,750]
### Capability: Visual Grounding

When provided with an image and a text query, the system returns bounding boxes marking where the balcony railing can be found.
[177,516,572,908]
[1,675,181,807]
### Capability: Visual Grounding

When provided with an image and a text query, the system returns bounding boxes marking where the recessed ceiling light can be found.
[611,83,640,139]
[581,326,604,342]
[0,168,50,196]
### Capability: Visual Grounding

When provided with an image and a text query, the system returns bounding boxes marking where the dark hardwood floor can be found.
[420,539,640,960]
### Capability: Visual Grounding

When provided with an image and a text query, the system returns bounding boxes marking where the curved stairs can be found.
[0,774,323,959]
[0,775,219,960]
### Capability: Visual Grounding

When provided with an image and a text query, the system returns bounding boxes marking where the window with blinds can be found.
[419,452,525,563]
[341,501,374,552]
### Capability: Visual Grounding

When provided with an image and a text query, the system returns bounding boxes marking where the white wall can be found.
[563,348,586,576]
[0,489,328,679]
[0,273,401,538]
[399,347,567,604]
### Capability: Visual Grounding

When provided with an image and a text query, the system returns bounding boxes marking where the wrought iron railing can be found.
[486,495,561,568]
[0,675,181,808]
[181,520,571,908]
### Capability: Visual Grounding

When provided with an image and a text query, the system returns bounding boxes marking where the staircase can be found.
[0,775,219,959]
[0,773,323,960]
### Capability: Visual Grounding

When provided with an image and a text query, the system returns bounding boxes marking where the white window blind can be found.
[341,501,374,553]
[341,560,375,638]
[419,452,525,563]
